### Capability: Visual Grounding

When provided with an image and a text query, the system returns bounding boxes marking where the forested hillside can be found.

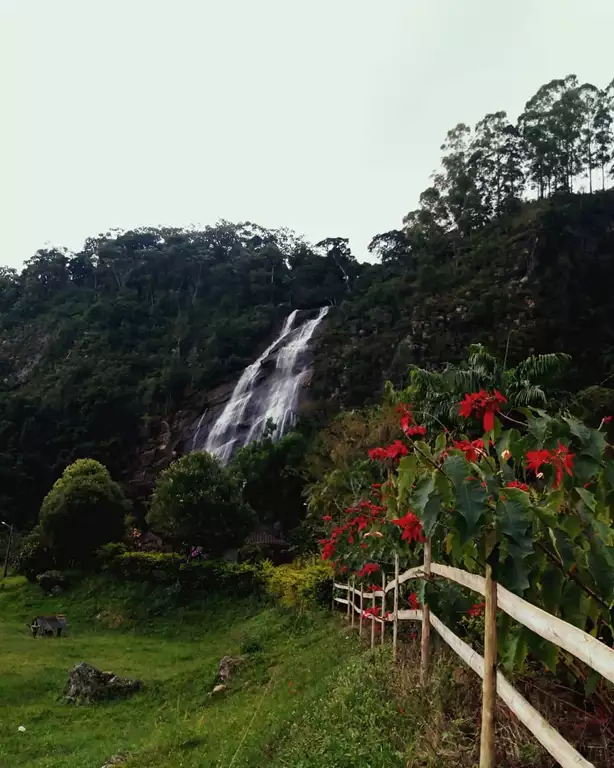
[2,72,614,530]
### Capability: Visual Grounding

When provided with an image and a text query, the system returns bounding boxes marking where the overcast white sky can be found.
[1,0,613,268]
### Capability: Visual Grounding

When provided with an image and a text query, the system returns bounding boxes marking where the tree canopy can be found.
[1,72,613,532]
[39,458,130,567]
[147,452,254,555]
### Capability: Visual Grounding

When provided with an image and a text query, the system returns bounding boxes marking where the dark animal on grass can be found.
[29,614,67,637]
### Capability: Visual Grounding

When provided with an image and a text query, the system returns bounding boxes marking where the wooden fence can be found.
[332,541,614,768]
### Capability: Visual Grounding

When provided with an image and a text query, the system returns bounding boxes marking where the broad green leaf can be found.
[496,489,531,543]
[422,494,442,537]
[526,414,550,444]
[434,432,447,455]
[572,456,601,485]
[500,627,529,673]
[539,567,564,615]
[444,455,487,541]
[499,551,531,594]
[530,633,560,673]
[561,582,590,629]
[413,474,435,517]
[575,487,596,513]
[563,416,606,462]
[587,548,614,604]
[397,454,418,499]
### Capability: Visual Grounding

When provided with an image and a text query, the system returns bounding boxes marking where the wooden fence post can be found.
[480,529,497,768]
[420,538,432,685]
[381,570,386,646]
[331,579,336,614]
[346,582,350,621]
[359,586,364,636]
[370,604,375,650]
[393,554,399,661]
[350,578,355,629]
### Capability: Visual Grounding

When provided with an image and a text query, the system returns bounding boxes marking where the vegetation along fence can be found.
[332,542,614,768]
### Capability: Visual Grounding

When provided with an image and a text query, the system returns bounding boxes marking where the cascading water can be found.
[202,307,327,463]
[245,306,329,444]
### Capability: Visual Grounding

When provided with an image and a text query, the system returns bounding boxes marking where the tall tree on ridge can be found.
[594,79,614,190]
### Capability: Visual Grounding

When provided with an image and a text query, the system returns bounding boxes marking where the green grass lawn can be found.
[0,577,413,768]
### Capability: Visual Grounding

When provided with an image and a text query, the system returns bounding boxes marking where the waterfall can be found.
[202,307,328,463]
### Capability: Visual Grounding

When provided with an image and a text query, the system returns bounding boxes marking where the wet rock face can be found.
[65,662,142,704]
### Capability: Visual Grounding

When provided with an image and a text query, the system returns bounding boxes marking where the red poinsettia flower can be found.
[397,404,413,435]
[405,425,427,438]
[454,438,485,462]
[368,446,390,461]
[391,512,425,543]
[320,540,335,560]
[362,606,381,619]
[408,592,419,610]
[369,440,409,462]
[603,416,612,424]
[468,602,485,617]
[458,390,507,433]
[359,563,381,578]
[506,480,529,492]
[525,442,574,488]
[322,515,332,522]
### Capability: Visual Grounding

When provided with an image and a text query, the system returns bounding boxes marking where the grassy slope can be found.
[0,578,412,768]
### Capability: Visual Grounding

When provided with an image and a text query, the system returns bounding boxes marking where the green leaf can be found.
[540,568,564,615]
[575,487,596,513]
[397,454,418,499]
[434,432,447,455]
[500,627,528,673]
[530,633,560,673]
[499,551,532,594]
[422,494,442,537]
[560,582,590,629]
[497,489,531,543]
[526,414,550,444]
[413,474,435,517]
[563,416,606,463]
[444,455,487,541]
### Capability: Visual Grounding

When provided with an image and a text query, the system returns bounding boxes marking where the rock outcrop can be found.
[65,662,142,704]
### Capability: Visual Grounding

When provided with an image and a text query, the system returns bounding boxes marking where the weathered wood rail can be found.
[333,544,614,768]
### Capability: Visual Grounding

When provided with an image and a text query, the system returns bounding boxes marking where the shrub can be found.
[261,557,332,609]
[36,569,68,594]
[15,528,56,582]
[103,551,263,597]
[147,452,255,556]
[39,459,130,567]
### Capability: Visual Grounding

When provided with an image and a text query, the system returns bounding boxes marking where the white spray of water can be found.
[202,307,327,463]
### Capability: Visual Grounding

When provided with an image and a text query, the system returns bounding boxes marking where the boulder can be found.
[65,662,142,704]
[101,753,130,767]
[217,655,244,683]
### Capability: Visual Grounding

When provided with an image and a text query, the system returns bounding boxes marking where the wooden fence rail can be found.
[332,551,614,768]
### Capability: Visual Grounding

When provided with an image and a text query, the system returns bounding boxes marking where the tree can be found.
[435,123,487,236]
[394,344,571,427]
[147,452,254,554]
[231,430,308,534]
[39,459,130,566]
[577,83,601,193]
[471,112,525,215]
[594,80,614,190]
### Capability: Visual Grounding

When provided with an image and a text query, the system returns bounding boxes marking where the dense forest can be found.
[1,73,614,531]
